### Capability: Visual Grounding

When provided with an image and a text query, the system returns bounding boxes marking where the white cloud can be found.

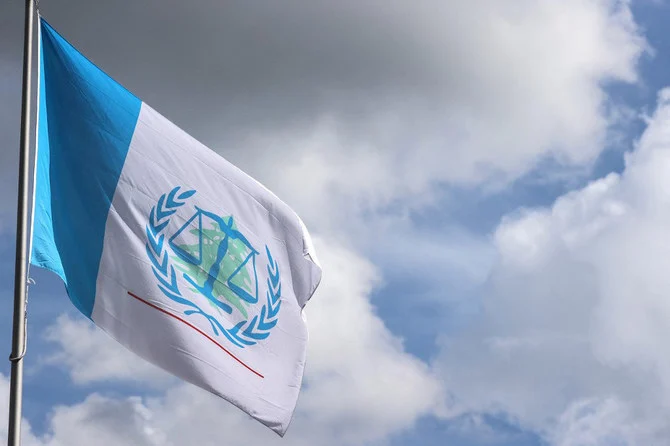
[435,89,670,444]
[548,397,665,446]
[40,394,166,446]
[297,239,443,443]
[42,314,172,387]
[0,374,43,446]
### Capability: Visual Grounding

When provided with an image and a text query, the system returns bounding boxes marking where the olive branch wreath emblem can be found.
[144,186,282,348]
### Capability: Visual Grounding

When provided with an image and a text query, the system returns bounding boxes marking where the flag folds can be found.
[31,18,322,435]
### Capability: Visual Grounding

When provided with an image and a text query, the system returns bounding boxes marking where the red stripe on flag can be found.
[127,291,264,379]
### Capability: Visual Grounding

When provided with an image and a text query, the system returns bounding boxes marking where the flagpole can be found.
[8,0,36,444]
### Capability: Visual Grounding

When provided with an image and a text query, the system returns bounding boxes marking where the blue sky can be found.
[3,1,670,445]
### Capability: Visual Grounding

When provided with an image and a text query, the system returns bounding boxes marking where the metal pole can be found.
[8,1,35,444]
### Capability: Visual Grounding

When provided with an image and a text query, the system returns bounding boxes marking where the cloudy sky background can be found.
[2,0,670,444]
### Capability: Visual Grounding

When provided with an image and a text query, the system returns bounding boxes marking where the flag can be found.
[31,18,322,435]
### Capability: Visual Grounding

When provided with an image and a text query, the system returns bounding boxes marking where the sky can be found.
[2,0,670,444]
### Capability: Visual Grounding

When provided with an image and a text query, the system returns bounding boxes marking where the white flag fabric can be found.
[31,18,322,435]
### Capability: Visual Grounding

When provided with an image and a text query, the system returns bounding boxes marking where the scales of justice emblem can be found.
[144,187,282,349]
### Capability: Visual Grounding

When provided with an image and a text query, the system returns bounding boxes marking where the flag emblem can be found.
[145,187,282,348]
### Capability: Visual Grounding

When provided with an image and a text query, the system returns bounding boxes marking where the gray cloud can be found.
[2,0,647,217]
